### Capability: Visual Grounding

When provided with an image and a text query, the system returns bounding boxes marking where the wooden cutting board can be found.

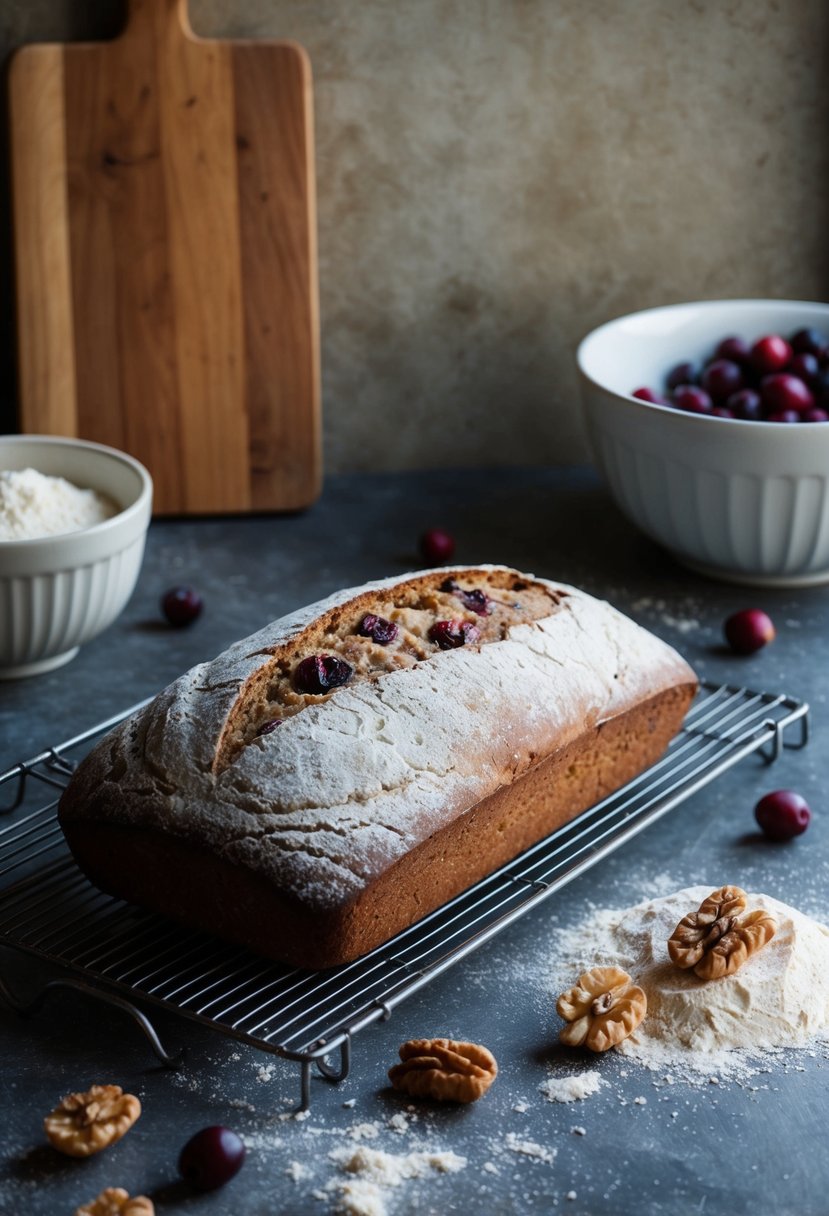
[9,0,321,514]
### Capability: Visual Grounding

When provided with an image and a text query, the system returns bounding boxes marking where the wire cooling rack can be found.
[0,681,809,1109]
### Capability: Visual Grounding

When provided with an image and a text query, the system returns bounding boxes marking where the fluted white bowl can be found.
[577,299,829,586]
[0,435,152,678]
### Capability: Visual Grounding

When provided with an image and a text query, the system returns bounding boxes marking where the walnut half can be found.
[557,966,647,1052]
[75,1189,155,1216]
[388,1038,497,1102]
[44,1085,141,1158]
[668,886,777,981]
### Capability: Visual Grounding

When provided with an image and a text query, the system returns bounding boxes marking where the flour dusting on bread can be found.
[58,567,697,968]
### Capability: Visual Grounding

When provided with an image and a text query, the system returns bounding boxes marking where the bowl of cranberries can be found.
[577,299,829,586]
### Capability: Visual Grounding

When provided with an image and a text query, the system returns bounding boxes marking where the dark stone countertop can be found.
[0,467,826,1216]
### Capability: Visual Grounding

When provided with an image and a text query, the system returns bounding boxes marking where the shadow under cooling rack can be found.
[0,680,809,1108]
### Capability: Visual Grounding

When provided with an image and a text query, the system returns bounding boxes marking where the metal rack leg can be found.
[0,972,183,1067]
[295,1039,351,1112]
[315,1038,351,1083]
[299,1060,312,1112]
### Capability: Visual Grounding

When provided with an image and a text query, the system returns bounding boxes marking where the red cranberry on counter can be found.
[751,334,793,375]
[760,373,814,414]
[673,385,713,414]
[428,619,480,649]
[701,359,743,401]
[293,654,353,694]
[179,1126,246,1191]
[161,586,203,627]
[419,528,455,564]
[754,790,811,841]
[723,608,776,655]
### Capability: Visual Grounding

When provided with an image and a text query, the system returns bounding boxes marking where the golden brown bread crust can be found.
[60,685,694,969]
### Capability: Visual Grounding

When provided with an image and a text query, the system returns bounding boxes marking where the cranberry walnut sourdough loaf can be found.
[58,567,697,969]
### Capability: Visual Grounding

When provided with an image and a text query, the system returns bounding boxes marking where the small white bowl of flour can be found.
[0,435,152,677]
[0,467,119,542]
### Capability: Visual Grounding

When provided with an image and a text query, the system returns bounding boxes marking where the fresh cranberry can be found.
[673,385,713,414]
[357,613,399,645]
[161,586,203,627]
[179,1125,246,1192]
[790,327,828,359]
[754,790,811,841]
[419,528,455,564]
[766,410,802,423]
[666,361,700,390]
[751,334,793,375]
[723,608,775,655]
[632,386,670,404]
[701,359,743,401]
[789,352,821,387]
[293,654,353,693]
[257,719,281,736]
[715,336,752,366]
[761,374,814,414]
[814,368,829,406]
[428,619,480,649]
[727,389,763,421]
[803,407,829,422]
[711,407,734,418]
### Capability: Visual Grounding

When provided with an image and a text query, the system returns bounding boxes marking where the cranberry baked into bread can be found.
[58,567,697,969]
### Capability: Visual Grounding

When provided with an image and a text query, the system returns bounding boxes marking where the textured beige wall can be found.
[2,1,828,472]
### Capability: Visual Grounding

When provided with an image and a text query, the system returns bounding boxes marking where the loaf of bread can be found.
[58,566,697,969]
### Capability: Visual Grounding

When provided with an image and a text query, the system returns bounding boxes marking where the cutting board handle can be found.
[122,0,192,43]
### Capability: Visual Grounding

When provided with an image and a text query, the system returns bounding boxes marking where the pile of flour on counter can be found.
[553,886,829,1080]
[0,467,118,540]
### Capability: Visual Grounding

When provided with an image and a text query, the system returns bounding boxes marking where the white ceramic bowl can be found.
[577,299,829,586]
[0,435,152,678]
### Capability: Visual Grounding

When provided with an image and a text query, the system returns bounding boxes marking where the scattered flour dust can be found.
[504,1133,556,1164]
[552,886,829,1080]
[0,467,118,540]
[322,1145,466,1216]
[540,1072,604,1104]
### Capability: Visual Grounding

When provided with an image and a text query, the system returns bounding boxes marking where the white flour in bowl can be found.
[551,886,829,1080]
[0,467,118,541]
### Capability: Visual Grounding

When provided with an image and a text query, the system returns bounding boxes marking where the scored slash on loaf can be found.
[58,566,697,969]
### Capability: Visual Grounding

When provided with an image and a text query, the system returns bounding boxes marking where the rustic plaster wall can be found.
[2,1,828,473]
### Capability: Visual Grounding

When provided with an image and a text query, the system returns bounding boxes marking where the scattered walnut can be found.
[668,886,777,980]
[44,1085,141,1158]
[667,885,747,970]
[388,1038,497,1102]
[557,965,647,1052]
[75,1189,154,1216]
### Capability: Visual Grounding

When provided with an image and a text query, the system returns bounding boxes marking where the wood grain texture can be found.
[9,0,321,514]
[8,47,77,437]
